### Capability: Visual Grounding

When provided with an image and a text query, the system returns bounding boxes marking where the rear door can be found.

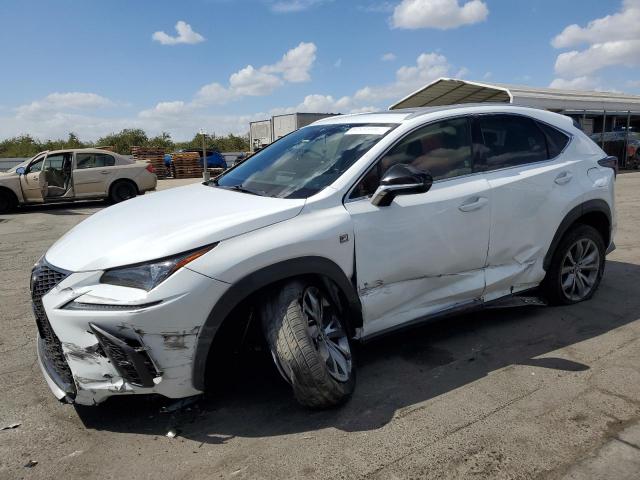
[474,114,575,301]
[345,117,491,337]
[73,152,117,197]
[19,155,46,202]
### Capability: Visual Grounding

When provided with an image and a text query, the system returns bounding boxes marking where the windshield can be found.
[215,123,396,198]
[6,156,37,174]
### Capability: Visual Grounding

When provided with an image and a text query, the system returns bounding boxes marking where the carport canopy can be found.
[389,78,640,113]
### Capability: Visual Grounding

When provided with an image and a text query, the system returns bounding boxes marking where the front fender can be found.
[190,256,361,391]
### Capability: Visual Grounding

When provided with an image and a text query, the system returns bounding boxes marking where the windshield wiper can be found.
[214,183,265,196]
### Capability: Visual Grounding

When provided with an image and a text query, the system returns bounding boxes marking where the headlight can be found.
[100,244,217,291]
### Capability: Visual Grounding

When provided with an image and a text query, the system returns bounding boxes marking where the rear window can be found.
[475,114,548,171]
[537,122,570,158]
[76,153,116,169]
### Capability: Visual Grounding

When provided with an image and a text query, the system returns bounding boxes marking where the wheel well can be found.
[576,211,610,247]
[202,273,359,391]
[0,186,18,205]
[109,178,140,196]
[544,200,611,271]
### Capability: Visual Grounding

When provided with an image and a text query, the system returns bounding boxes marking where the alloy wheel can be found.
[560,238,601,301]
[301,286,352,382]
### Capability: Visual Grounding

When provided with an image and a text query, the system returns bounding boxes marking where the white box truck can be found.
[271,113,338,141]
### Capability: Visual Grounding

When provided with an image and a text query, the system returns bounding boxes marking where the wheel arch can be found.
[108,177,140,197]
[543,199,612,271]
[0,186,19,208]
[192,256,362,391]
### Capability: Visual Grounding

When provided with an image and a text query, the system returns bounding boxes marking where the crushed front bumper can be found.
[32,259,229,405]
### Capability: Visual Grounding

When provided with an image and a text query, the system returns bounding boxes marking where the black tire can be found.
[0,190,16,214]
[261,280,355,408]
[109,181,137,204]
[541,224,606,305]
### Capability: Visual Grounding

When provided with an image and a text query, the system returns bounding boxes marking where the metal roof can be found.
[389,78,640,113]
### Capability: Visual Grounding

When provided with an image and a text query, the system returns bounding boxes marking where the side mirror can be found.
[371,163,433,207]
[15,167,25,176]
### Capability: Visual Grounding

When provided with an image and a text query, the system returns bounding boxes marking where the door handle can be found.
[100,171,109,174]
[554,171,573,185]
[458,196,488,212]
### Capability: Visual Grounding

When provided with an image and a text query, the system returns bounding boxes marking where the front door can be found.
[19,155,46,203]
[344,117,491,337]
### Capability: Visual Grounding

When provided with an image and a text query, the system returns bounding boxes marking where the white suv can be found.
[33,104,616,408]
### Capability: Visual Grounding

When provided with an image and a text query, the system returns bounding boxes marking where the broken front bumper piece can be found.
[32,259,228,405]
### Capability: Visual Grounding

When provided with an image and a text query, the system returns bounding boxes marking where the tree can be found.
[96,128,149,155]
[0,129,250,158]
[147,132,174,150]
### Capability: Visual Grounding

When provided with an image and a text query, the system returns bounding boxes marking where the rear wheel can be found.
[261,280,355,408]
[109,181,137,204]
[0,190,16,214]
[542,224,605,305]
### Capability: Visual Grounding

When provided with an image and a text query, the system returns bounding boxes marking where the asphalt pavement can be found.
[1,175,640,479]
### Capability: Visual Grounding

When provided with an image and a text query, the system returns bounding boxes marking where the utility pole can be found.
[200,129,210,182]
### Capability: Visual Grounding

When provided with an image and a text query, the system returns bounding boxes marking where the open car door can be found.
[19,154,47,203]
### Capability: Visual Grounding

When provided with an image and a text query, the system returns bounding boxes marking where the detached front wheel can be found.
[261,281,355,408]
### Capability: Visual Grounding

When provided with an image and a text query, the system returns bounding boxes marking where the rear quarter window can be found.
[537,122,570,158]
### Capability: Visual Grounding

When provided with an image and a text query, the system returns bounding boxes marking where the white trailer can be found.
[271,113,338,141]
[249,120,273,152]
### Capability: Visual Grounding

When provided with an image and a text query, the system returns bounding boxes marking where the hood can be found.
[46,183,306,271]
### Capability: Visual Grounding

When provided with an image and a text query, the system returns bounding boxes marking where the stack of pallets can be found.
[95,145,115,152]
[207,168,226,179]
[172,152,203,179]
[131,146,167,178]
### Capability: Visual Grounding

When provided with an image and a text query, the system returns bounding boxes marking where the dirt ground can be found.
[1,175,640,479]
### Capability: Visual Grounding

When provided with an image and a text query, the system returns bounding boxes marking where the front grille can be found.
[31,261,74,390]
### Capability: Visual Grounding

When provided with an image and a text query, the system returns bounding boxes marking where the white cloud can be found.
[261,42,317,82]
[552,0,640,48]
[230,66,284,96]
[549,76,602,91]
[152,21,205,45]
[195,42,316,105]
[554,40,640,77]
[16,92,114,117]
[552,1,640,78]
[278,51,464,115]
[392,0,488,30]
[138,101,192,118]
[334,58,342,68]
[269,0,332,12]
[381,52,396,62]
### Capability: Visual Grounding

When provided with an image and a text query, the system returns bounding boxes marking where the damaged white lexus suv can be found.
[33,104,616,408]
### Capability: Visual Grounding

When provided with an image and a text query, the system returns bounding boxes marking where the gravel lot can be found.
[1,174,640,479]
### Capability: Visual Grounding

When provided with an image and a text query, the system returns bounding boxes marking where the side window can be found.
[76,153,96,169]
[76,153,115,168]
[475,115,548,171]
[350,117,473,198]
[95,153,116,167]
[537,122,570,158]
[27,157,44,173]
[45,154,65,170]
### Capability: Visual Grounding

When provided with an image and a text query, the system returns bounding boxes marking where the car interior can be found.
[42,153,73,198]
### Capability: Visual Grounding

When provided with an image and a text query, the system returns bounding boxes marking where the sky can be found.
[0,0,639,141]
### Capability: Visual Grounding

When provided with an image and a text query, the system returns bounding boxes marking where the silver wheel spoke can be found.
[561,238,600,301]
[301,286,352,383]
[327,341,349,375]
